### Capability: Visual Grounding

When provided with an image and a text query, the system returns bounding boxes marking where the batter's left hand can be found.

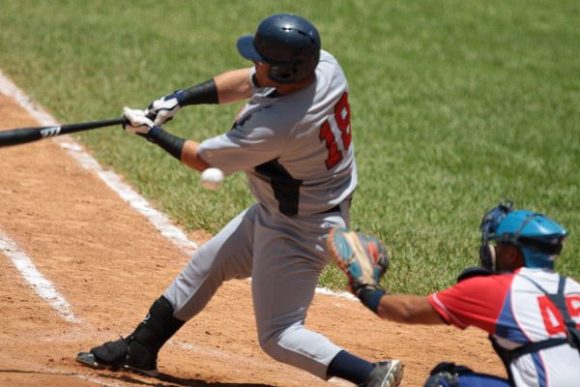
[122,107,155,135]
[145,90,183,125]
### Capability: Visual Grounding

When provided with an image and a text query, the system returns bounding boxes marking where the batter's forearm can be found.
[179,79,219,106]
[144,127,209,172]
[178,68,253,106]
[181,140,210,172]
[146,126,186,160]
[214,68,254,103]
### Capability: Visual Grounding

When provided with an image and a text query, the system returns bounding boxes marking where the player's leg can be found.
[77,205,257,375]
[250,210,339,377]
[424,362,510,387]
[425,372,511,386]
[77,295,183,376]
[251,233,340,377]
[251,208,402,386]
[164,204,256,320]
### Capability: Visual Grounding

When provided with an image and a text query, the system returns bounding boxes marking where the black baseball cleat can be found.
[359,360,404,387]
[76,337,159,377]
[76,351,110,370]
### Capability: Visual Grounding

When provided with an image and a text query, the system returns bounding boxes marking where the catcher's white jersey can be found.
[430,267,580,387]
[199,50,356,216]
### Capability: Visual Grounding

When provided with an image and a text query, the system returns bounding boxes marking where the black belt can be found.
[317,204,341,214]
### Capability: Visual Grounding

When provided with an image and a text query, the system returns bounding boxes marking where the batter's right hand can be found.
[145,89,184,125]
[122,107,155,135]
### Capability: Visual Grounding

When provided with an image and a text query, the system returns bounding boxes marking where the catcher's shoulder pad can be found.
[456,266,494,283]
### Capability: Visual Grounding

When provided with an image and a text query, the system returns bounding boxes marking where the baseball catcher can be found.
[328,203,580,386]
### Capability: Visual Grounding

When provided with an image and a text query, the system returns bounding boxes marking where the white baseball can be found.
[200,167,224,190]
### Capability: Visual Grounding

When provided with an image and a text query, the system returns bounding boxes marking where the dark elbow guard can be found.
[180,79,219,106]
[147,126,186,160]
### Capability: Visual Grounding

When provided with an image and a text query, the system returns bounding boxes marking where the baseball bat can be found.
[0,117,126,147]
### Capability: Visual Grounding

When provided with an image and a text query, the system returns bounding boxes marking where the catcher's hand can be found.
[327,227,389,296]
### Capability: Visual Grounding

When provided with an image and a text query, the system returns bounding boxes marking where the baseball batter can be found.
[77,14,402,387]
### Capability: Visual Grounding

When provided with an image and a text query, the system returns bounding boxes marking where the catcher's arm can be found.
[375,295,443,324]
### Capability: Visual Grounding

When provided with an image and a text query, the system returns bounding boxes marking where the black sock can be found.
[327,350,374,384]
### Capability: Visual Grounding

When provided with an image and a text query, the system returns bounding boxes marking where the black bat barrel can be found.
[0,118,125,147]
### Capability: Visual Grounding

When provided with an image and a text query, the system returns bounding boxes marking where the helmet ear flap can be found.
[267,63,296,83]
[479,244,496,271]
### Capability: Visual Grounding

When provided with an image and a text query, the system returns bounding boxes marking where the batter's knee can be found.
[256,323,341,379]
[258,332,286,362]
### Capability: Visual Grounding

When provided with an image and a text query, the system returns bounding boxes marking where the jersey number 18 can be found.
[319,92,352,169]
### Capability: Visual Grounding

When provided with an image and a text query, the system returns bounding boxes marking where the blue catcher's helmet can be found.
[237,13,321,83]
[479,202,567,270]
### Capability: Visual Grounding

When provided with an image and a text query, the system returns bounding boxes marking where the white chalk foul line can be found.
[56,140,198,256]
[0,228,79,323]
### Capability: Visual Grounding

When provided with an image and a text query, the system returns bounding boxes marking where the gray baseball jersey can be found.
[199,50,357,216]
[164,50,357,379]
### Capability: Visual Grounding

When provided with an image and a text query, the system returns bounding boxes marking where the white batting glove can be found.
[122,107,155,135]
[145,90,184,125]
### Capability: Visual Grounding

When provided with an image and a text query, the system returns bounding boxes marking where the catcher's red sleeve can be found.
[428,274,515,333]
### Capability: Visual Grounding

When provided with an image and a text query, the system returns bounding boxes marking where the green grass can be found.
[1,0,578,294]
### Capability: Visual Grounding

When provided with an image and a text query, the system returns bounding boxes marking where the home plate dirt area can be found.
[0,91,504,386]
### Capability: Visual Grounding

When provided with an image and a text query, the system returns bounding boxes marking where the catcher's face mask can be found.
[479,202,567,271]
[479,202,514,271]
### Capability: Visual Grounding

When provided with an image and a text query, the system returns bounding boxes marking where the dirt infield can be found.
[0,92,505,386]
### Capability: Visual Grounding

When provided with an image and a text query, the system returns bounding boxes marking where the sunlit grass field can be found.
[1,0,578,294]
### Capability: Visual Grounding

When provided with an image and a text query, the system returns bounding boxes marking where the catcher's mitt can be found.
[327,227,389,296]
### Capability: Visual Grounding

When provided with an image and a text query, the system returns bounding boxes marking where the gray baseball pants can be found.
[164,201,350,378]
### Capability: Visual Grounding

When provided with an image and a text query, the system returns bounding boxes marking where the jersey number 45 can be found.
[319,92,352,169]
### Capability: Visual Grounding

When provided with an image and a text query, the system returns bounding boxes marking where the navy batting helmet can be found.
[237,13,321,83]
